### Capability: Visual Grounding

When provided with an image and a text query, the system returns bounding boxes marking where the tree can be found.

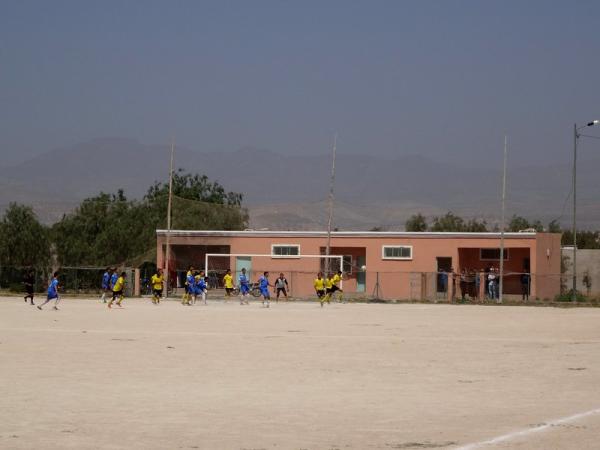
[430,212,465,232]
[464,218,488,232]
[507,215,544,232]
[508,215,531,232]
[561,230,600,249]
[547,220,561,233]
[0,203,51,267]
[51,172,248,266]
[405,214,428,232]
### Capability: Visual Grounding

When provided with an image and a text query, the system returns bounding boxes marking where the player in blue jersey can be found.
[110,269,118,292]
[183,268,195,305]
[258,271,272,308]
[37,272,60,310]
[100,267,112,303]
[197,270,208,304]
[238,267,250,305]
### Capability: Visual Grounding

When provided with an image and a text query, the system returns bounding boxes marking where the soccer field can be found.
[1,297,600,449]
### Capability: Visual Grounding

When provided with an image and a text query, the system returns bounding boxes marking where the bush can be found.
[554,289,586,302]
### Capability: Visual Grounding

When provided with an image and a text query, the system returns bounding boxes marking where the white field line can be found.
[456,407,600,449]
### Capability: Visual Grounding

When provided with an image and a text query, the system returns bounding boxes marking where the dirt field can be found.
[1,296,600,450]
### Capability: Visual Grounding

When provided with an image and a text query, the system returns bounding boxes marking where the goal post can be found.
[204,253,344,294]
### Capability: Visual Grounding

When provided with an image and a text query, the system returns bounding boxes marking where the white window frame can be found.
[382,245,413,260]
[271,244,301,259]
[479,248,509,261]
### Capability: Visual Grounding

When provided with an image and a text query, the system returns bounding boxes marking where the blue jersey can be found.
[102,272,110,289]
[239,274,249,286]
[259,276,269,290]
[47,278,59,298]
[110,273,118,288]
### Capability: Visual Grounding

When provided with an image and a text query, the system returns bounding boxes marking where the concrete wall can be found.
[562,248,600,296]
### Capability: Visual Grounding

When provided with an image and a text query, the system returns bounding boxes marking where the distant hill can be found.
[1,137,599,229]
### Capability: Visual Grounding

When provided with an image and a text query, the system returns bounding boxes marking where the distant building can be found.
[156,230,561,300]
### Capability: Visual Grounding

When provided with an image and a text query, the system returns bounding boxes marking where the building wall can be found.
[156,232,561,300]
[562,248,600,296]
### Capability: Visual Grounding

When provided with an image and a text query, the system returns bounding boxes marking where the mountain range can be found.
[1,137,599,230]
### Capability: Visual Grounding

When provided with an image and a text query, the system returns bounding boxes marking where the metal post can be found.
[572,124,577,302]
[165,141,175,298]
[499,136,507,304]
[325,132,337,275]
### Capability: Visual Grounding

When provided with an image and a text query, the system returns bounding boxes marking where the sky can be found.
[2,0,600,167]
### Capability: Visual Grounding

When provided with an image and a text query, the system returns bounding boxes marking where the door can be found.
[236,257,252,285]
[356,255,366,292]
[436,257,452,294]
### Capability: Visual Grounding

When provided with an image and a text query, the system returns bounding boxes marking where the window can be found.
[480,248,509,261]
[321,255,353,274]
[382,245,413,260]
[271,244,300,258]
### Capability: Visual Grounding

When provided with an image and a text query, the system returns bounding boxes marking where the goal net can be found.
[205,253,344,296]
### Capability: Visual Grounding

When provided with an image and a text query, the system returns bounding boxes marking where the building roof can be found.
[156,229,539,239]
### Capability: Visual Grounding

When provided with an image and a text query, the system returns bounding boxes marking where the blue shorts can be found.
[260,288,270,298]
[240,284,250,294]
[47,294,58,301]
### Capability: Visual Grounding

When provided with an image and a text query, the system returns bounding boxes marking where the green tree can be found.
[0,203,51,267]
[561,230,600,249]
[430,212,465,232]
[405,213,428,232]
[547,220,561,233]
[508,215,531,232]
[51,172,247,266]
[464,218,488,232]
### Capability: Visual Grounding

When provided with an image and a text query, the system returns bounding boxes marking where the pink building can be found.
[156,230,562,301]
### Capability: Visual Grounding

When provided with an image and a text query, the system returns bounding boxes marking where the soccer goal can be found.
[205,253,344,297]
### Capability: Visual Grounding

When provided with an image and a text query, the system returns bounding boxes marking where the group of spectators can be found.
[438,266,531,301]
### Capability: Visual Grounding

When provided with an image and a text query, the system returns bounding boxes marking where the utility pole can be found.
[499,136,507,304]
[572,123,577,302]
[325,132,337,275]
[165,140,175,298]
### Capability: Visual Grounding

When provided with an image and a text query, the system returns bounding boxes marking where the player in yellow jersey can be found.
[331,270,344,303]
[313,272,326,307]
[151,269,164,304]
[323,274,334,305]
[223,269,234,297]
[182,266,194,305]
[108,271,126,308]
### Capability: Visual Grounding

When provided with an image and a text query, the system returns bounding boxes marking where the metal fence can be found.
[0,266,136,297]
[0,266,592,303]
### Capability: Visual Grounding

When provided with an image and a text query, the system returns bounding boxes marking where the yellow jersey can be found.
[113,276,125,292]
[185,270,192,285]
[325,278,333,289]
[314,278,325,291]
[151,274,163,290]
[223,274,234,288]
[332,273,342,285]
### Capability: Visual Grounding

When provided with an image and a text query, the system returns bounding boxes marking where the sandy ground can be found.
[1,296,600,450]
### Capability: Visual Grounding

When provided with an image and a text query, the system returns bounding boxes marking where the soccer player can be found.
[108,271,126,308]
[274,272,289,302]
[258,271,271,308]
[110,268,118,292]
[331,270,344,303]
[323,274,334,305]
[37,272,60,310]
[100,267,112,303]
[182,266,194,305]
[238,267,250,305]
[223,269,234,298]
[197,270,208,304]
[23,268,35,305]
[313,272,326,307]
[151,268,164,304]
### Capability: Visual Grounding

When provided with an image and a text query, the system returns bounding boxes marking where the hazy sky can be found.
[2,0,600,167]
